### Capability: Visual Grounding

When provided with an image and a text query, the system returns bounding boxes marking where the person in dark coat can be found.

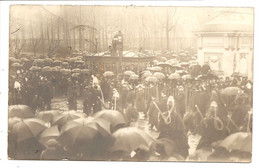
[196,101,229,150]
[157,96,189,159]
[91,86,102,114]
[67,83,77,111]
[83,86,92,116]
[37,79,53,110]
[175,86,186,118]
[135,84,145,113]
[101,79,111,103]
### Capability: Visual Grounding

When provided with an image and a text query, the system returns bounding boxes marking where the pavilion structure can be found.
[194,11,254,79]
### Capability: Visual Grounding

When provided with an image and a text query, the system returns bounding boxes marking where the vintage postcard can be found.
[7,5,253,162]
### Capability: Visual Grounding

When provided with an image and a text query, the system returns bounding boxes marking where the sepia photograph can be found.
[7,5,253,162]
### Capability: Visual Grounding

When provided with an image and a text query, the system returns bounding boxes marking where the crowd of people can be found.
[8,52,253,161]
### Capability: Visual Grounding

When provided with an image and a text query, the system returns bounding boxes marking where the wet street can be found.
[50,97,201,157]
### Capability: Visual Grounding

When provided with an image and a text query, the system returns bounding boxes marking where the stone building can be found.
[194,11,254,79]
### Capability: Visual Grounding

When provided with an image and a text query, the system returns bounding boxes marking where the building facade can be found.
[194,12,253,79]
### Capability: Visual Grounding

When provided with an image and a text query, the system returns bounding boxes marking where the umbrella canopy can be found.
[159,57,167,62]
[81,69,89,74]
[141,71,152,79]
[72,73,80,78]
[36,110,60,123]
[180,62,189,66]
[182,74,192,80]
[152,60,159,65]
[9,105,34,118]
[153,72,165,80]
[219,132,252,153]
[221,87,243,96]
[145,76,159,83]
[60,68,71,75]
[11,118,47,142]
[124,70,135,76]
[57,117,110,151]
[29,66,41,71]
[52,111,85,126]
[62,62,69,66]
[172,64,183,70]
[110,127,154,153]
[11,63,22,68]
[42,66,52,72]
[168,73,181,80]
[72,68,81,73]
[8,117,22,131]
[93,110,126,129]
[231,72,247,77]
[157,62,172,68]
[39,125,60,148]
[129,74,139,81]
[103,71,115,77]
[201,64,211,74]
[75,60,85,64]
[147,66,162,72]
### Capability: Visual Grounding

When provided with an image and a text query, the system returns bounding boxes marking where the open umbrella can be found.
[36,110,60,123]
[103,71,115,77]
[153,72,165,80]
[60,68,71,75]
[62,62,69,66]
[221,87,243,96]
[231,72,247,77]
[75,60,85,65]
[42,66,52,72]
[52,111,85,126]
[38,125,60,148]
[110,127,154,153]
[168,73,181,80]
[172,65,182,70]
[57,117,111,152]
[72,68,81,73]
[219,132,252,153]
[11,118,47,142]
[141,71,152,79]
[81,69,89,74]
[72,73,80,78]
[152,60,159,65]
[147,66,162,72]
[180,62,189,66]
[9,105,34,118]
[145,76,159,83]
[182,74,192,80]
[157,62,172,68]
[129,74,139,81]
[124,70,135,76]
[8,117,22,131]
[29,66,41,71]
[93,110,126,129]
[12,63,22,68]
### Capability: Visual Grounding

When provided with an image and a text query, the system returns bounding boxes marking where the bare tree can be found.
[30,21,42,57]
[9,38,26,58]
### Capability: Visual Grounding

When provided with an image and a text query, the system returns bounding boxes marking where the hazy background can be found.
[9,6,253,55]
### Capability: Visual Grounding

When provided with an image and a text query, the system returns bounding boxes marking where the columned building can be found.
[194,12,253,79]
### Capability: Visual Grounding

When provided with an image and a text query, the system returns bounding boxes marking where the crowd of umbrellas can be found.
[8,51,252,162]
[8,105,157,161]
[8,104,252,161]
